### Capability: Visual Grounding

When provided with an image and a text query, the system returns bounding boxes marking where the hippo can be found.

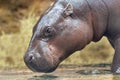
[24,0,120,74]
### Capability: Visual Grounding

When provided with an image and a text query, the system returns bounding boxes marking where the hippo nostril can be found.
[28,54,35,62]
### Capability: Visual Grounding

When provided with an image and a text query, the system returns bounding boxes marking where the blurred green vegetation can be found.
[0,0,114,69]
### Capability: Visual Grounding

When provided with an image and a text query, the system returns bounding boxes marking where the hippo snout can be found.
[24,51,58,73]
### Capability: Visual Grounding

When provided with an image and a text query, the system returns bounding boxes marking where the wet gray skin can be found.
[24,0,120,74]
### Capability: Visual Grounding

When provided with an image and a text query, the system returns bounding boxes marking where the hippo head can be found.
[24,1,93,73]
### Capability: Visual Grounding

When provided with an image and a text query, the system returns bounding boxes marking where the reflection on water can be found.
[27,64,118,80]
[22,64,120,80]
[28,74,58,80]
[28,74,120,80]
[1,65,120,80]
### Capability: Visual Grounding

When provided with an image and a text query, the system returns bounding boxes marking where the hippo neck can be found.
[58,0,109,42]
[86,0,109,42]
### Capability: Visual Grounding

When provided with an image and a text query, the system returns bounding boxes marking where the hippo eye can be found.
[42,27,55,39]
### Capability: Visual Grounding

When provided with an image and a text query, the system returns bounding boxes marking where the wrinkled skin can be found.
[24,0,120,74]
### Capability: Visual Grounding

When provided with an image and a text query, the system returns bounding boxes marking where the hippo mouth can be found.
[24,52,60,73]
[25,61,58,73]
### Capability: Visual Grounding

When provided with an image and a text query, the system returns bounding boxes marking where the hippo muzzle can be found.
[24,41,62,73]
[24,53,58,72]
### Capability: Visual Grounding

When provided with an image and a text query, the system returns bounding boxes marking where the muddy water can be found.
[0,65,120,80]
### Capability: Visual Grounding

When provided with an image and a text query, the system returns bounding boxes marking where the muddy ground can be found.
[0,65,120,80]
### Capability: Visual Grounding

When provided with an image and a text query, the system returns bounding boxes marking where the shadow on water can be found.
[28,74,58,80]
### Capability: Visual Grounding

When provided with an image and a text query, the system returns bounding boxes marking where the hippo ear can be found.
[63,3,73,17]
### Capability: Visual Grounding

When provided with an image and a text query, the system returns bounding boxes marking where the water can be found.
[0,65,120,80]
